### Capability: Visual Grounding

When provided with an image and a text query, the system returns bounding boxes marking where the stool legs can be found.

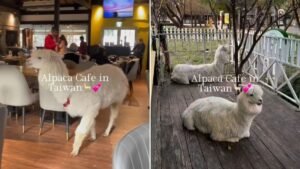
[52,112,55,128]
[22,107,25,133]
[38,110,70,140]
[39,109,46,135]
[66,113,69,141]
[15,107,18,120]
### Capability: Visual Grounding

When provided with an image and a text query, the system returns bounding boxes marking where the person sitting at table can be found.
[63,43,80,64]
[44,26,59,51]
[132,38,145,74]
[58,35,68,55]
[78,36,88,55]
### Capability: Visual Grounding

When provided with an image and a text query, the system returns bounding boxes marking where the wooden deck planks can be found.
[151,86,161,169]
[169,84,193,169]
[160,86,179,169]
[151,82,300,169]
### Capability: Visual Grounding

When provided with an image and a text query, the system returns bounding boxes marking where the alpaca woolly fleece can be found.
[171,45,231,84]
[182,84,263,142]
[27,49,129,156]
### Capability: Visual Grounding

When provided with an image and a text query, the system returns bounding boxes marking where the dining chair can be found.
[63,53,80,64]
[38,84,70,141]
[76,61,96,72]
[113,123,149,169]
[63,60,78,69]
[0,65,38,133]
[126,59,140,93]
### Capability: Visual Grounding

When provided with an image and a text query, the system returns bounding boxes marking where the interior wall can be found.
[90,3,149,72]
[0,6,20,55]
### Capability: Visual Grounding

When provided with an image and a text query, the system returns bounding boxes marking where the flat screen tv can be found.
[103,0,134,18]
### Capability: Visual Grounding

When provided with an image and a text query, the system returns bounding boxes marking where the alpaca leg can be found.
[181,76,190,85]
[71,115,95,156]
[242,130,250,138]
[103,103,120,136]
[182,110,195,130]
[211,132,240,142]
[89,120,96,141]
[225,137,240,143]
[210,133,224,142]
[171,73,190,84]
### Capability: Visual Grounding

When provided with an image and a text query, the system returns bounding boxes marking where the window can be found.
[103,29,118,46]
[19,24,88,49]
[103,29,136,49]
[120,29,135,49]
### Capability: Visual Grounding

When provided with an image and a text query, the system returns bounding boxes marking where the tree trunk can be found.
[159,24,171,73]
[284,14,295,31]
[213,15,218,29]
[234,51,240,87]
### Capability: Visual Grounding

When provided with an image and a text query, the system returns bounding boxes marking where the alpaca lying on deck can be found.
[27,50,129,156]
[182,83,263,142]
[171,45,231,84]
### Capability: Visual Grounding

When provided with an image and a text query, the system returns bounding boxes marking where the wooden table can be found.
[22,66,38,77]
[21,66,80,77]
[0,56,27,65]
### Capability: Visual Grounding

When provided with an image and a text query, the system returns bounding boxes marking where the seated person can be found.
[88,45,107,64]
[78,36,88,55]
[63,43,80,64]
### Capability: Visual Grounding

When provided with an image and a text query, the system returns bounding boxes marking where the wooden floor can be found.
[151,82,300,169]
[2,78,149,169]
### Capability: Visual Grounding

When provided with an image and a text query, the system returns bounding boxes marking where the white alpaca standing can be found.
[27,50,129,156]
[171,45,231,84]
[182,84,263,142]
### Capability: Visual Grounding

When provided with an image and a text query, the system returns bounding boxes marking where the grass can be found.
[167,40,226,68]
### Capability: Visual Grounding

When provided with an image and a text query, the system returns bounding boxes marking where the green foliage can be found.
[200,0,229,13]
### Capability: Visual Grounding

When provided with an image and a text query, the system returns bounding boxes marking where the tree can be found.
[152,0,185,27]
[202,0,229,29]
[152,0,185,73]
[272,0,298,31]
[227,0,300,86]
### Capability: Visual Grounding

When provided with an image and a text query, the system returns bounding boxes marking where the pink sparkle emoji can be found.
[92,82,102,93]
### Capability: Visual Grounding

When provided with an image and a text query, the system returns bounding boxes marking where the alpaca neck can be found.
[50,79,73,104]
[212,60,225,74]
[38,60,73,104]
[235,98,257,127]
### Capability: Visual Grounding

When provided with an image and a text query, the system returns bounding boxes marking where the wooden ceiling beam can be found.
[72,0,90,8]
[22,0,54,8]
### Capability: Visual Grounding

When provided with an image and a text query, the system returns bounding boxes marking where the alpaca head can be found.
[214,45,231,64]
[238,83,263,115]
[27,49,62,69]
[27,49,68,76]
[27,49,69,89]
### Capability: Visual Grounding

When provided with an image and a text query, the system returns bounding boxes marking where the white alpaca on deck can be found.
[27,49,129,156]
[171,45,231,84]
[182,84,263,142]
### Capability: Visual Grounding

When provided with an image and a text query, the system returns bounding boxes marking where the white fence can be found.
[163,26,232,41]
[159,26,232,65]
[243,34,300,107]
[154,26,300,107]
